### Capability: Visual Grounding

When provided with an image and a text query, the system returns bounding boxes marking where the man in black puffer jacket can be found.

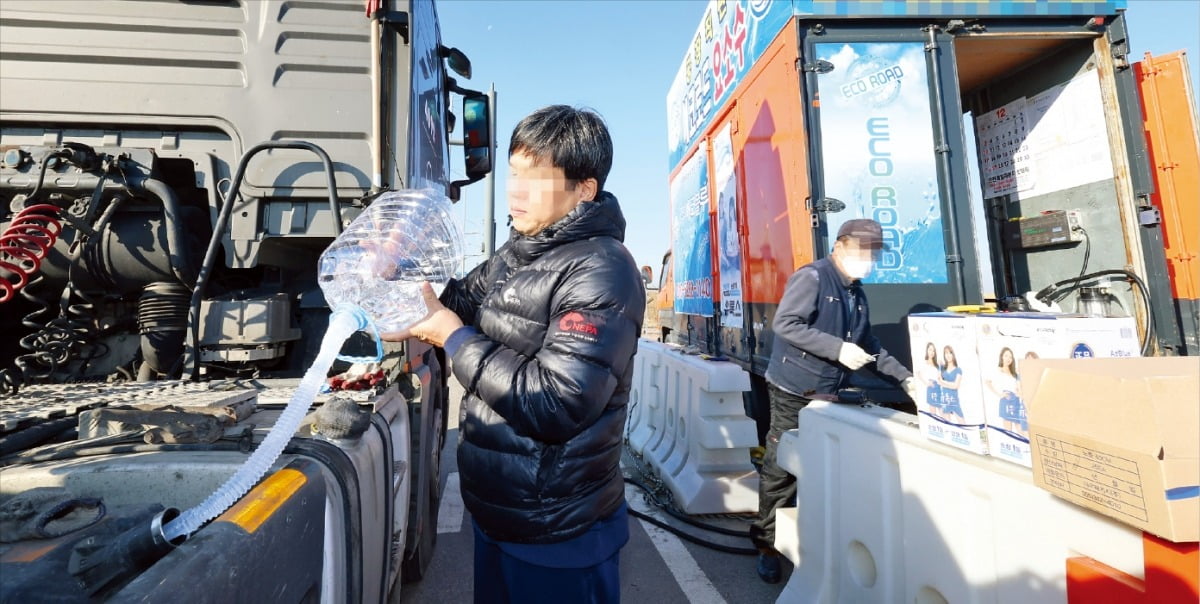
[384,105,643,603]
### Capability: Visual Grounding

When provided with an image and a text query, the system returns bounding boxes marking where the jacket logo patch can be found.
[558,312,599,336]
[502,286,521,306]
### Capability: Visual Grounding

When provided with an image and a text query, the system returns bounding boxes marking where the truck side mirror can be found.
[641,265,653,286]
[439,45,472,79]
[461,93,491,180]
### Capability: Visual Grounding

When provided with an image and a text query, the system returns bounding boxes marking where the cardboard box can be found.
[907,313,988,454]
[1023,357,1199,543]
[976,314,1140,467]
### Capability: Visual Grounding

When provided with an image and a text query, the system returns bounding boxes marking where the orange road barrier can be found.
[1067,532,1199,602]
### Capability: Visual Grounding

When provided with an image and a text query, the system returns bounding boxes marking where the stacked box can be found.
[907,313,988,454]
[1024,357,1198,542]
[975,314,1140,467]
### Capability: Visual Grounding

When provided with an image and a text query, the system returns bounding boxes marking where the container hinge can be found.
[946,254,963,263]
[944,20,985,35]
[802,59,835,74]
[812,197,846,213]
[1138,206,1161,226]
[376,10,409,44]
[923,25,942,50]
[935,143,950,154]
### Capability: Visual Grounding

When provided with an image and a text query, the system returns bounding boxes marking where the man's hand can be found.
[380,282,463,347]
[837,342,874,371]
[902,377,919,402]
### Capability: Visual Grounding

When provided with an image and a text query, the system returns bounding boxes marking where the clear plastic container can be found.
[318,189,463,332]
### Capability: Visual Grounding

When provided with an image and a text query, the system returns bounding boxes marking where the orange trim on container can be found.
[1145,533,1200,601]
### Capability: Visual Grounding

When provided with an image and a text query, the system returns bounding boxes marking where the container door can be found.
[1135,50,1200,354]
[801,24,981,370]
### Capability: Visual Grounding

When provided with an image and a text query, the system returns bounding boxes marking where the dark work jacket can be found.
[439,192,644,544]
[764,257,911,397]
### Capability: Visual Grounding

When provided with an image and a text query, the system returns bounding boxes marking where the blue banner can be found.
[713,123,743,328]
[666,0,793,172]
[816,42,948,284]
[671,151,712,316]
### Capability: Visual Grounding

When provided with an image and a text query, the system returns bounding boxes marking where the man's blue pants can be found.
[472,526,621,604]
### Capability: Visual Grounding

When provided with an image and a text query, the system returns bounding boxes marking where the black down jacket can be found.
[440,192,645,544]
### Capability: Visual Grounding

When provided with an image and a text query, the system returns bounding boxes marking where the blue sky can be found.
[438,0,1200,277]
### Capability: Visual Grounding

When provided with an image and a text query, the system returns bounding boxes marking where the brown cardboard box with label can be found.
[1022,357,1199,543]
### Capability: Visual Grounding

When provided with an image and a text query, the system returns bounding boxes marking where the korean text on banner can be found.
[666,0,793,172]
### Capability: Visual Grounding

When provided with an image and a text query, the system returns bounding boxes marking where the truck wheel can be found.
[400,385,448,583]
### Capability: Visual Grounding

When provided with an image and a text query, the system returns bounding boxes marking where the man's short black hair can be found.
[509,105,613,191]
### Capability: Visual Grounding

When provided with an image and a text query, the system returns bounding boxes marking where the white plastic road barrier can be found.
[628,340,758,514]
[774,401,1144,604]
[628,340,670,457]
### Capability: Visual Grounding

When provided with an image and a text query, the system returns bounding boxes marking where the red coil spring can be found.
[1,204,63,303]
